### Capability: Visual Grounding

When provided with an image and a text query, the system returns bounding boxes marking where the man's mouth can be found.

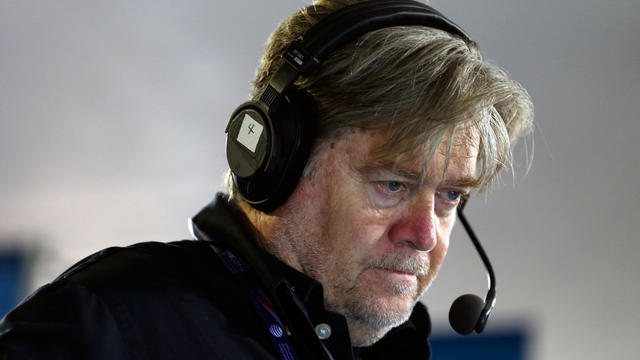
[380,268,418,281]
[363,254,429,282]
[388,269,415,276]
[371,262,428,278]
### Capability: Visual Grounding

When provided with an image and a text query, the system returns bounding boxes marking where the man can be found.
[0,0,533,359]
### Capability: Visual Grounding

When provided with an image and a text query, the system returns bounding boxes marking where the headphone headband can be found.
[303,1,468,65]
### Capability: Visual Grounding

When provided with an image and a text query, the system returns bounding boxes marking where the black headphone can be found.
[225,0,495,336]
[225,0,469,213]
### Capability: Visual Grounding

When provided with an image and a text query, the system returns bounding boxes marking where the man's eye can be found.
[437,190,464,203]
[385,181,405,193]
[445,190,461,201]
[369,181,408,208]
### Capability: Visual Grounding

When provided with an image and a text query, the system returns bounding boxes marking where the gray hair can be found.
[226,0,534,199]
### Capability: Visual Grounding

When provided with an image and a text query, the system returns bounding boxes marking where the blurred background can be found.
[0,0,638,359]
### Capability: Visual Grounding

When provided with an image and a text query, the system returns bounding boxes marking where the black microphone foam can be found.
[449,294,485,335]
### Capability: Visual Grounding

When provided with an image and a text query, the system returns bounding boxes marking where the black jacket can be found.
[0,194,431,359]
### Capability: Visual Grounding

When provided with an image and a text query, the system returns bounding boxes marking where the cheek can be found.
[325,201,379,254]
[323,187,390,263]
[433,221,453,263]
[432,237,449,265]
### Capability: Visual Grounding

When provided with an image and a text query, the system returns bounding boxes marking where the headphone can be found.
[225,0,468,213]
[225,0,494,335]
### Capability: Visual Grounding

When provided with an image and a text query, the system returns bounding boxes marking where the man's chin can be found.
[347,319,393,347]
[340,294,415,347]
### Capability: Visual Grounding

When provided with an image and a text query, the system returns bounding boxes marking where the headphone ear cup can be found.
[262,89,316,210]
[227,90,316,212]
[226,104,271,180]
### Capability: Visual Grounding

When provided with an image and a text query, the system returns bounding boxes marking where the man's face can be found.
[270,129,479,346]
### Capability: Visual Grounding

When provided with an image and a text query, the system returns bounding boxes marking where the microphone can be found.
[448,200,497,335]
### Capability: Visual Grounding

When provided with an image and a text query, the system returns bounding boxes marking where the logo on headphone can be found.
[237,113,264,153]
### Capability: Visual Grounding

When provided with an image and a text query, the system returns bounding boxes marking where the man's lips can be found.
[372,267,417,280]
[364,255,429,278]
[359,268,421,296]
[388,269,415,276]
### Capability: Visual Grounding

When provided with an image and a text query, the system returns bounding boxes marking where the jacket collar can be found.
[189,193,323,305]
[190,193,351,359]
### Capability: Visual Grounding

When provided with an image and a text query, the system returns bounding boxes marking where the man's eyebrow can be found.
[357,163,421,181]
[358,164,480,188]
[442,175,480,189]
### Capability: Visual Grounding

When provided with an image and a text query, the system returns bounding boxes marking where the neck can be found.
[237,200,304,272]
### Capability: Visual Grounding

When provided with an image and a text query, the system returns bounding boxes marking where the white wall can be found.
[1,1,638,359]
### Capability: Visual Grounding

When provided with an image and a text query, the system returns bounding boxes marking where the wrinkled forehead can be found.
[440,125,480,159]
[371,124,480,181]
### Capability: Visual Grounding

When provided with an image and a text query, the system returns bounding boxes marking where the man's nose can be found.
[388,198,438,252]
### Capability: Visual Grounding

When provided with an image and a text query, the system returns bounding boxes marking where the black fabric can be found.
[0,193,431,359]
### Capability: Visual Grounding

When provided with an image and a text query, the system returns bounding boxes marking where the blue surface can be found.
[430,330,527,360]
[0,252,23,318]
